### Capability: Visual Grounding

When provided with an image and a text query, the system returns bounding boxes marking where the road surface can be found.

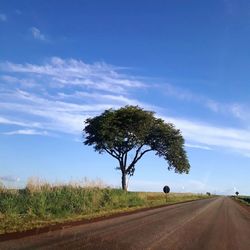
[1,197,250,250]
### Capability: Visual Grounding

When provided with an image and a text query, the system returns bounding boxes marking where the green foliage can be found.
[84,106,190,190]
[243,197,250,203]
[0,186,146,218]
[0,184,209,234]
[235,196,250,205]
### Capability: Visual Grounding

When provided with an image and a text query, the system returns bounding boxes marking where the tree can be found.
[235,191,239,196]
[83,106,190,191]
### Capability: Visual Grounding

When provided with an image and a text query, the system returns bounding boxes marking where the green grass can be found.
[233,195,250,206]
[0,181,211,234]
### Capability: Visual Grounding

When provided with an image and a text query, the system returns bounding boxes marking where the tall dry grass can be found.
[0,177,145,218]
[0,177,210,234]
[26,177,109,192]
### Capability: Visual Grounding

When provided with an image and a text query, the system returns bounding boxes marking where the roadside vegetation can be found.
[0,178,210,234]
[233,195,250,206]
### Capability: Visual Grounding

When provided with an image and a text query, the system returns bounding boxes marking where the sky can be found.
[1,0,250,195]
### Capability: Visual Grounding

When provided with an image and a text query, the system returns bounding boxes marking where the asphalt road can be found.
[1,197,250,250]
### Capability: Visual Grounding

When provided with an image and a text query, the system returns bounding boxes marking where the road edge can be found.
[231,197,250,212]
[0,197,214,242]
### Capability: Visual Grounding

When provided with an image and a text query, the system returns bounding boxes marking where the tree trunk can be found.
[121,172,127,191]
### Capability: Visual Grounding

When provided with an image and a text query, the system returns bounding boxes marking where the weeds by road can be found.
[0,179,210,234]
[233,196,250,206]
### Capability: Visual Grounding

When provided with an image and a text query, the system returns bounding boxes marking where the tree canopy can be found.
[83,105,190,190]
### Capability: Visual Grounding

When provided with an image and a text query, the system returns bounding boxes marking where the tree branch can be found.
[134,148,153,164]
[104,148,120,160]
[111,148,120,158]
[126,145,152,173]
[124,152,127,169]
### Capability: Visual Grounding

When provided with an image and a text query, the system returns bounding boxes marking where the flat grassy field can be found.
[0,181,211,234]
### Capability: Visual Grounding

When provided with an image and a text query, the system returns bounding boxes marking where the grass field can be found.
[0,179,211,234]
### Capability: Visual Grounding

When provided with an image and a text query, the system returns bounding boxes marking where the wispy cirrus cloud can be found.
[0,90,114,134]
[4,129,48,136]
[1,57,250,157]
[30,27,47,41]
[185,143,212,151]
[1,57,145,93]
[0,57,147,135]
[163,83,247,119]
[165,116,250,157]
[0,116,41,128]
[57,91,142,106]
[164,83,222,112]
[1,75,36,88]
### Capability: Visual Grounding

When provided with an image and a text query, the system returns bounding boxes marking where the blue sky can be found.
[1,0,250,195]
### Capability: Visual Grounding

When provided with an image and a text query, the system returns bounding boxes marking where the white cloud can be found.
[163,83,249,120]
[0,116,41,128]
[165,116,250,157]
[57,91,142,106]
[2,57,250,158]
[229,103,249,120]
[185,143,212,151]
[1,75,36,88]
[0,58,148,136]
[164,83,223,113]
[30,27,47,41]
[1,57,145,93]
[205,99,220,112]
[164,83,196,102]
[4,129,48,136]
[0,14,7,22]
[0,89,142,134]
